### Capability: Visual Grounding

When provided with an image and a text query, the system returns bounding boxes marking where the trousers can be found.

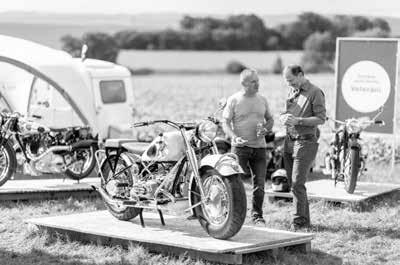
[232,146,267,218]
[283,137,319,226]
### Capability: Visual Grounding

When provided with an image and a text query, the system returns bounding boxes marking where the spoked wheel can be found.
[64,146,97,180]
[0,139,16,187]
[344,149,360,194]
[192,169,246,239]
[100,155,141,221]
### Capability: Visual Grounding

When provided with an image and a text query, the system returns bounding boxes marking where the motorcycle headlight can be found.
[346,120,361,134]
[196,120,218,143]
[79,127,89,138]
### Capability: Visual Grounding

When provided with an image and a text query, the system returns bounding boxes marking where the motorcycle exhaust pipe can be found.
[94,185,127,207]
[28,146,72,162]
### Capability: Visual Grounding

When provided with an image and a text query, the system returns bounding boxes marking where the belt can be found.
[287,134,316,141]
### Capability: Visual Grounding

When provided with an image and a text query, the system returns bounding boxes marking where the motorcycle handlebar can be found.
[375,120,385,126]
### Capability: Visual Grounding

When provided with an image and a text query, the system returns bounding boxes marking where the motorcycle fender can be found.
[98,151,138,180]
[199,153,244,176]
[349,139,361,150]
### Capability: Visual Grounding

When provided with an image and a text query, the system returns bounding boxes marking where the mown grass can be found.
[1,180,400,265]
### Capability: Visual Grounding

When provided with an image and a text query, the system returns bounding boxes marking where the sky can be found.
[1,0,400,17]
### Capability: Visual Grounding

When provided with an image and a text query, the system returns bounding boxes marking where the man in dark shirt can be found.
[280,65,326,230]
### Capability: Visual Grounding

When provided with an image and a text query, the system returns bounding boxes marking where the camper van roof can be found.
[0,34,113,132]
[79,58,131,77]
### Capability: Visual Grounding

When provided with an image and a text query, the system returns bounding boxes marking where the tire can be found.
[344,148,360,194]
[192,169,247,239]
[65,145,97,180]
[0,139,16,187]
[100,155,141,221]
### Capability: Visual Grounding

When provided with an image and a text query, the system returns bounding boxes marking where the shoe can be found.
[252,216,266,227]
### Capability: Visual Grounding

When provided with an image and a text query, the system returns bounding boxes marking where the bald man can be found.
[222,68,274,226]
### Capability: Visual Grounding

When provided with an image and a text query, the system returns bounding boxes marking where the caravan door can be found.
[92,78,134,139]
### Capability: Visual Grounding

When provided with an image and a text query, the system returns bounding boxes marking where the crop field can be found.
[118,50,303,72]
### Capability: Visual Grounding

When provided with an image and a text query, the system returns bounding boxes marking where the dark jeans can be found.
[232,146,267,218]
[283,138,318,226]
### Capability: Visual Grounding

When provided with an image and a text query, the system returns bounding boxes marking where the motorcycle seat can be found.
[105,139,149,155]
[49,127,70,132]
[121,142,149,155]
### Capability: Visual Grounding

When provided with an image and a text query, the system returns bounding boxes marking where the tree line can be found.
[61,12,392,72]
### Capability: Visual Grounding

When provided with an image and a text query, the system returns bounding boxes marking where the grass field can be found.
[1,181,399,265]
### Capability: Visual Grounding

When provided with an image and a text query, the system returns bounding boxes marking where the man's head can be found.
[283,65,305,90]
[240,68,259,95]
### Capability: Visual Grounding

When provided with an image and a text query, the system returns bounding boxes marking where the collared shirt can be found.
[285,79,326,137]
[223,91,273,148]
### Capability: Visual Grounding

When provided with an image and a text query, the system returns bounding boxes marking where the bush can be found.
[128,68,155,75]
[300,31,335,73]
[226,60,247,74]
[271,55,283,74]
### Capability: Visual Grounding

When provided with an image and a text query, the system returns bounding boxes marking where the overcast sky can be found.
[1,0,400,17]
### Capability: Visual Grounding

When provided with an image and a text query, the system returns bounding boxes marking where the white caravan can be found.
[0,35,135,140]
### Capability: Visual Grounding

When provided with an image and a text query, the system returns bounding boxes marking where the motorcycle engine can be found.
[26,137,66,173]
[34,152,66,173]
[130,179,161,199]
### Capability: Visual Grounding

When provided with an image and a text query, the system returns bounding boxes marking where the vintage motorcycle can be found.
[95,118,247,240]
[324,108,384,194]
[0,112,98,186]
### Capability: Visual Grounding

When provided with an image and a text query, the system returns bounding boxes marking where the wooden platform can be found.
[0,177,100,201]
[27,211,314,264]
[266,179,400,203]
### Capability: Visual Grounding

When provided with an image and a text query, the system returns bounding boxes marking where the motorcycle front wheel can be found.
[100,155,141,221]
[344,148,360,194]
[192,169,246,239]
[64,145,97,180]
[0,139,16,187]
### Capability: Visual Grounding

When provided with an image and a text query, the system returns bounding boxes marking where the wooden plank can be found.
[0,178,100,201]
[266,179,400,203]
[27,211,313,265]
[40,226,243,264]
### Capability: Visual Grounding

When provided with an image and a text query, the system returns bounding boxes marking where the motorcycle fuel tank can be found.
[141,131,186,162]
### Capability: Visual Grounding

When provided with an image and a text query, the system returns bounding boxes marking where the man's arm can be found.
[263,97,274,130]
[222,119,236,140]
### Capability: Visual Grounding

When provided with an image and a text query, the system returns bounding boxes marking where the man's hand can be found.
[280,114,299,126]
[256,123,270,138]
[233,136,248,145]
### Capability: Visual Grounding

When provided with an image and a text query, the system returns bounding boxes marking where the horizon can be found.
[1,0,400,18]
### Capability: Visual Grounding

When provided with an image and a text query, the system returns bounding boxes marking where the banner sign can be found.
[335,38,398,134]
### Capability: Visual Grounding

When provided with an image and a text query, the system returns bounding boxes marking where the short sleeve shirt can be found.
[285,79,326,137]
[223,91,273,148]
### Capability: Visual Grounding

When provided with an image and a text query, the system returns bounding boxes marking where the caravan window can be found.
[99,80,126,104]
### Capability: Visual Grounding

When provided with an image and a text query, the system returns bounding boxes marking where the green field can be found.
[118,50,303,73]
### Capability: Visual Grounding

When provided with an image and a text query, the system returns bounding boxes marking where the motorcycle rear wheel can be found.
[100,155,141,221]
[344,149,360,194]
[0,139,16,187]
[65,146,97,180]
[192,169,246,239]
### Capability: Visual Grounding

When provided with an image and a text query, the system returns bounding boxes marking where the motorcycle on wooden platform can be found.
[0,112,98,186]
[323,107,385,193]
[95,117,247,240]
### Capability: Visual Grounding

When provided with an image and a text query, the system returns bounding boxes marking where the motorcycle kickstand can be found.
[158,209,165,226]
[139,209,145,228]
